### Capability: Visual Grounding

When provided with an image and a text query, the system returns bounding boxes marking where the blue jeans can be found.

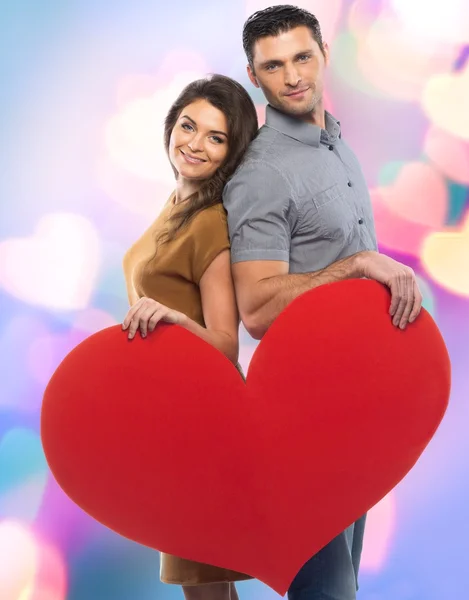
[287,515,366,600]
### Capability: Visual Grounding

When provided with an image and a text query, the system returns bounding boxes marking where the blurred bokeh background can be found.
[1,0,468,598]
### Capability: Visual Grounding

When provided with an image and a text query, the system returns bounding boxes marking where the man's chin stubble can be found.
[282,99,319,116]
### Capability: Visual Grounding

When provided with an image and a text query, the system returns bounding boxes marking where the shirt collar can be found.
[265,104,341,147]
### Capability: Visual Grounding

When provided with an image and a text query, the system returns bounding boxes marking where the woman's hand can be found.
[122,297,185,339]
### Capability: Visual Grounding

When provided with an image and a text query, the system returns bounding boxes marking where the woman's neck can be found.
[174,177,201,204]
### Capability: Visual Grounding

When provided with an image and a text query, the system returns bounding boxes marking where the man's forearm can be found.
[249,252,365,338]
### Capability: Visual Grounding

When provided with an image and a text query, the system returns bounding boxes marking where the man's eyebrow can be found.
[259,49,313,68]
[259,58,283,68]
[180,114,228,137]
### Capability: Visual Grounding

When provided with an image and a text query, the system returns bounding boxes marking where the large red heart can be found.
[41,280,450,595]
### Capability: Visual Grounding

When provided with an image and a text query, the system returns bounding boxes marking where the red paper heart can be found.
[41,280,450,595]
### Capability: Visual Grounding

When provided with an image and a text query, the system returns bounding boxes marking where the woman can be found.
[122,74,258,600]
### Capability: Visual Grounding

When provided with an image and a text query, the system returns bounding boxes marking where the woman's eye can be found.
[181,123,193,131]
[211,136,224,144]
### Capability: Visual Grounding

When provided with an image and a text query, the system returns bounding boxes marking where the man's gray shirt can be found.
[223,104,378,272]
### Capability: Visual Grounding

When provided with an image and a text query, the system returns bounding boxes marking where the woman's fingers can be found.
[122,298,146,330]
[138,305,161,337]
[124,299,180,339]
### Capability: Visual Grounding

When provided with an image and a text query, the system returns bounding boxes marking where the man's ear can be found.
[322,42,330,67]
[247,64,260,88]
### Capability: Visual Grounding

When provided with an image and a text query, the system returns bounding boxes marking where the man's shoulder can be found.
[242,125,291,166]
[226,127,292,189]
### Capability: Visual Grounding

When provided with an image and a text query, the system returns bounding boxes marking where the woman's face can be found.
[169,99,230,181]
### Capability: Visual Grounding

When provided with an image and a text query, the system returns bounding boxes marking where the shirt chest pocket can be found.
[312,183,355,240]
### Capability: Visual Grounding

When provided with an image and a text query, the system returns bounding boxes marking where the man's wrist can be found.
[350,251,372,279]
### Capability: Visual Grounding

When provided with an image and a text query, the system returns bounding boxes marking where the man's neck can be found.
[298,101,326,129]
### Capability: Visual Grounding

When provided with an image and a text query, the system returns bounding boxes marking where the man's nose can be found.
[284,65,301,88]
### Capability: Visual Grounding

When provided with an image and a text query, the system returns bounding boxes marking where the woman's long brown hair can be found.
[154,74,259,248]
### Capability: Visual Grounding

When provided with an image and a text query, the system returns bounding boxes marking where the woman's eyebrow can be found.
[181,114,228,137]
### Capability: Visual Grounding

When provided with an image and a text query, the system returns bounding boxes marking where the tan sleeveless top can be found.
[123,196,230,325]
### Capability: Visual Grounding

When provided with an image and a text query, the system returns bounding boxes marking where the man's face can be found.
[248,25,329,118]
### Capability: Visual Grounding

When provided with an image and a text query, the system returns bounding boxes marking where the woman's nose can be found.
[188,134,204,152]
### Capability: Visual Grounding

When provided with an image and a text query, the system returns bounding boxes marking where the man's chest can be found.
[290,143,372,237]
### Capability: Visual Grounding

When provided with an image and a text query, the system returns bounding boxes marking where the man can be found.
[222,5,423,600]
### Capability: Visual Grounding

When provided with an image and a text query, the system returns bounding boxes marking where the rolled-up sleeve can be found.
[222,160,297,264]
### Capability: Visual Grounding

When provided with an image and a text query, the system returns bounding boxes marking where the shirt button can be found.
[329,145,334,151]
[347,181,352,187]
[358,218,364,224]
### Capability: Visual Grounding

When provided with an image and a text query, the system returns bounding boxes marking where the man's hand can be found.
[122,297,185,339]
[358,251,422,329]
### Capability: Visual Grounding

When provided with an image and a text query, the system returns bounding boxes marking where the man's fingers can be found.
[389,279,401,317]
[398,293,414,329]
[409,282,423,324]
[391,275,407,327]
[396,274,414,329]
[392,297,407,327]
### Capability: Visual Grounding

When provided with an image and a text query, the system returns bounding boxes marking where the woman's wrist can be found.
[177,311,189,327]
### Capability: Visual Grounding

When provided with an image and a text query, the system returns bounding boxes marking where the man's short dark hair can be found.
[242,4,325,69]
